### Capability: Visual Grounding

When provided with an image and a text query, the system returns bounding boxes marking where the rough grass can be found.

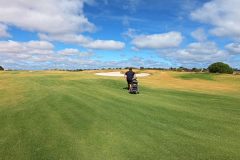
[140,71,240,94]
[177,72,215,81]
[0,71,240,160]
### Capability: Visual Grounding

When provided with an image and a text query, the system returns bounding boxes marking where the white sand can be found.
[95,72,150,77]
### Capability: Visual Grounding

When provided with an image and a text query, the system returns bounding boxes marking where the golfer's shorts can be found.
[127,80,132,84]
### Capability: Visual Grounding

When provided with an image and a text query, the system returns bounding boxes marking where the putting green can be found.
[0,71,239,160]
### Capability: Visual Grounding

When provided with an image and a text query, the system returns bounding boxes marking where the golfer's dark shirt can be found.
[125,71,135,81]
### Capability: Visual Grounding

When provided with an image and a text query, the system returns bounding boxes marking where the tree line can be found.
[0,66,4,71]
[1,62,239,74]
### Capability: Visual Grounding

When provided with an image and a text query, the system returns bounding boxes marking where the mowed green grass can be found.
[0,71,240,160]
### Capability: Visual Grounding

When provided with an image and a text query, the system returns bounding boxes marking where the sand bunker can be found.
[95,72,150,77]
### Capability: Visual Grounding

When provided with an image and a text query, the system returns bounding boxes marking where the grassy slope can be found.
[0,71,240,160]
[177,72,215,81]
[140,71,240,94]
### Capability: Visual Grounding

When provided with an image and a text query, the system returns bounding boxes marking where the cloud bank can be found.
[0,0,94,34]
[0,0,239,69]
[0,23,11,38]
[191,0,240,39]
[132,32,183,49]
[0,0,125,50]
[0,40,96,69]
[39,33,125,50]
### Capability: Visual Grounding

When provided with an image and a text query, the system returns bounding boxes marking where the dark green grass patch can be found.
[0,73,239,160]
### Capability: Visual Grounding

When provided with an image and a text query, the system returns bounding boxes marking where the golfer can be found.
[124,68,135,90]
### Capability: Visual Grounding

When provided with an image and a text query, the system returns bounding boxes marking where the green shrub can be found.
[208,62,233,74]
[0,66,4,71]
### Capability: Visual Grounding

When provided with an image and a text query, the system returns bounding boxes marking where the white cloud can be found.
[25,41,54,50]
[58,48,93,57]
[0,1,126,51]
[0,40,98,69]
[191,28,207,41]
[96,56,170,69]
[0,40,95,59]
[58,48,81,55]
[84,40,125,50]
[39,33,91,44]
[132,32,183,49]
[159,41,229,67]
[0,23,11,38]
[225,43,240,54]
[0,0,95,34]
[191,0,240,38]
[39,33,125,50]
[0,40,54,55]
[187,42,219,55]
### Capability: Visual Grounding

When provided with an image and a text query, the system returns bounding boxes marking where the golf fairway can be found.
[0,71,240,160]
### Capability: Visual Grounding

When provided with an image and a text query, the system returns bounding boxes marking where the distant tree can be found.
[140,67,145,70]
[125,67,137,69]
[233,68,240,72]
[192,68,201,72]
[169,67,176,71]
[0,66,4,71]
[177,67,184,72]
[208,62,233,74]
[201,68,208,72]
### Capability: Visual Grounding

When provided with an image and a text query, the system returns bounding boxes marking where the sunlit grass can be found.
[0,71,239,160]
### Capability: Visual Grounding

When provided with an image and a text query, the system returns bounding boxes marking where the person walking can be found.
[124,68,135,90]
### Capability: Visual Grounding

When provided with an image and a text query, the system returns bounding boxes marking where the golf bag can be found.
[129,78,139,94]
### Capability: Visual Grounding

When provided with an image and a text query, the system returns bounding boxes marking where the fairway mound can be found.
[95,72,150,77]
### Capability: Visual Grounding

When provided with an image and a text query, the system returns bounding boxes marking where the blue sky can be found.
[0,0,239,70]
